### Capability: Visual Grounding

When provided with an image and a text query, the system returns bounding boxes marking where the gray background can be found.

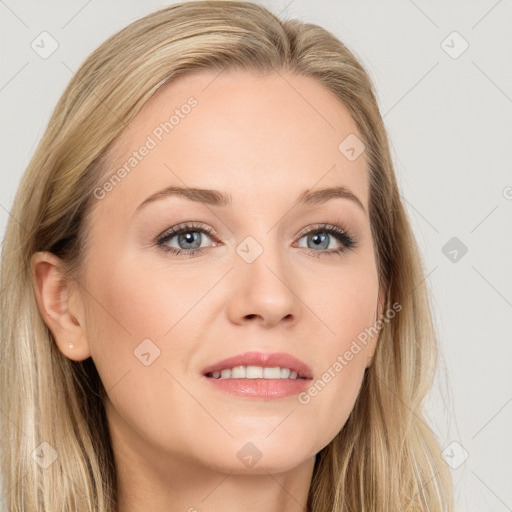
[1,1,511,510]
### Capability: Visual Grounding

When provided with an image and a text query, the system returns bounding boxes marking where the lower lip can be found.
[203,376,311,399]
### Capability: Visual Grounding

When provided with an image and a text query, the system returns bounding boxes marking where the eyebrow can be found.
[135,185,366,213]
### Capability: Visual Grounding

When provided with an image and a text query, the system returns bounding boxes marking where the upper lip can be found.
[202,351,313,379]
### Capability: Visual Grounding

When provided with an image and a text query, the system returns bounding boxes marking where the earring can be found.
[68,343,74,349]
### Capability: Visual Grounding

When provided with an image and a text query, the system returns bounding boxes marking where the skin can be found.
[32,70,384,512]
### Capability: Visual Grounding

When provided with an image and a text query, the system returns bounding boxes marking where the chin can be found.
[195,436,317,475]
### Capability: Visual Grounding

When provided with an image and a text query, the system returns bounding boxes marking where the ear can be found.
[365,286,387,369]
[30,251,91,361]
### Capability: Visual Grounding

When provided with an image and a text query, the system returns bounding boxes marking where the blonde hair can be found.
[0,1,453,510]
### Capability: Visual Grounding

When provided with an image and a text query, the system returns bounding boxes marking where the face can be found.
[75,70,382,475]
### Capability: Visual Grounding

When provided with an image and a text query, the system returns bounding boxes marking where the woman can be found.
[0,1,454,510]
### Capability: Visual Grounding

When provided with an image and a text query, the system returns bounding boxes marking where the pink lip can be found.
[203,377,311,399]
[202,351,313,379]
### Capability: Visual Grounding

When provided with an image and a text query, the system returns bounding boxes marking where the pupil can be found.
[310,233,328,250]
[180,231,201,249]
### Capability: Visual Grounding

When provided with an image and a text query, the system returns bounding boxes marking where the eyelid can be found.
[296,222,348,238]
[156,222,218,243]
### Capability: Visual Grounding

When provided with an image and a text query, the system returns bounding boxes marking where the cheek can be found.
[295,335,371,453]
[80,256,209,448]
[81,252,224,404]
[80,254,191,389]
[305,259,378,356]
[84,254,206,341]
[294,264,378,436]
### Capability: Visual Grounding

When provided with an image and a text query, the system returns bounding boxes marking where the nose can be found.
[226,243,300,328]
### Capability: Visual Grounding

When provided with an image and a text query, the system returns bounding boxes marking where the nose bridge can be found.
[227,231,299,326]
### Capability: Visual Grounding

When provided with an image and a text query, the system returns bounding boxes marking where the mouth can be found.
[205,365,308,380]
[202,350,313,380]
[201,351,313,399]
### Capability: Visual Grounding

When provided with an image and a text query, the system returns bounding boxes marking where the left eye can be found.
[296,230,342,251]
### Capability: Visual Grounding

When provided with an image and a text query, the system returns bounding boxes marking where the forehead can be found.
[97,69,368,215]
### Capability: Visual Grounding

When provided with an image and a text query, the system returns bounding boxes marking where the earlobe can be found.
[30,251,91,361]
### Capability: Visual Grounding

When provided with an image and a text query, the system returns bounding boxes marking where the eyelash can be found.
[156,222,357,259]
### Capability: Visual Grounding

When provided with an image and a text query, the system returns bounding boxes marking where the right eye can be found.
[156,222,219,257]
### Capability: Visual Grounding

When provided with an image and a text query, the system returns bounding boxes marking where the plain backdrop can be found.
[1,1,511,510]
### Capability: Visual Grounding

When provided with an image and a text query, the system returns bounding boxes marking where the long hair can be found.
[0,1,453,510]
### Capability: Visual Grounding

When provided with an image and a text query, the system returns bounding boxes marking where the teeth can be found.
[262,367,281,379]
[208,365,300,379]
[246,365,263,378]
[231,366,245,378]
[280,368,290,378]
